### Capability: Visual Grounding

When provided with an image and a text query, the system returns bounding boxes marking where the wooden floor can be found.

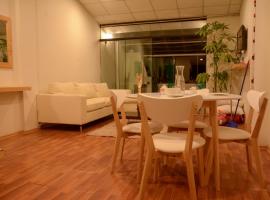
[0,118,270,200]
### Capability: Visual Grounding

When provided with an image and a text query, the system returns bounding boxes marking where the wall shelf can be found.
[0,86,31,93]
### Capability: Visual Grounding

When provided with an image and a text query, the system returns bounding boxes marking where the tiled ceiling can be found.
[79,0,243,25]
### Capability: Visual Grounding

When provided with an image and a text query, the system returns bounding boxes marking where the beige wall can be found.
[37,0,100,91]
[240,0,253,64]
[206,16,241,93]
[253,0,270,146]
[0,0,100,136]
[239,0,270,146]
[0,0,24,136]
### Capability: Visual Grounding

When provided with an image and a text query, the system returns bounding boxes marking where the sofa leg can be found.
[80,125,83,133]
[38,122,43,129]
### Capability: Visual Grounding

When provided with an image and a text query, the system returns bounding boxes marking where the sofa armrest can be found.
[110,89,131,109]
[37,94,87,125]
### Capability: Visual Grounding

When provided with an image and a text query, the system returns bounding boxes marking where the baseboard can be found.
[21,128,40,135]
[0,128,40,140]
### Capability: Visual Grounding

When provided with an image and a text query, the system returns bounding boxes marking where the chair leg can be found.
[251,141,265,187]
[198,147,205,187]
[138,150,153,200]
[111,135,122,174]
[137,137,145,183]
[204,139,213,185]
[80,125,83,133]
[246,144,253,173]
[120,137,126,161]
[153,155,160,183]
[186,155,197,200]
[204,137,211,157]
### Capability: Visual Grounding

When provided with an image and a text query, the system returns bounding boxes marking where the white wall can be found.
[0,0,24,136]
[240,0,253,64]
[37,0,100,91]
[239,0,270,146]
[253,0,270,146]
[206,16,242,93]
[0,0,100,136]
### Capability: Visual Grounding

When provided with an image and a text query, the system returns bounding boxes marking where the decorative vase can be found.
[136,73,143,94]
[175,65,185,91]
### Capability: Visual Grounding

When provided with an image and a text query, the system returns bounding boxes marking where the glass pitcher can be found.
[175,65,185,92]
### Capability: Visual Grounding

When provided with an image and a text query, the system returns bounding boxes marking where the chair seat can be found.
[153,132,206,154]
[122,122,163,134]
[204,126,251,140]
[170,120,208,129]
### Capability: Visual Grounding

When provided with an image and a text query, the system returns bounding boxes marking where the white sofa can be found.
[37,82,114,131]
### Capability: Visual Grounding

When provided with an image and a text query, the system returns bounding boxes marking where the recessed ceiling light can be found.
[200,58,203,61]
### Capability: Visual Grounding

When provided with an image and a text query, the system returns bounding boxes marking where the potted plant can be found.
[197,21,238,92]
[196,72,210,89]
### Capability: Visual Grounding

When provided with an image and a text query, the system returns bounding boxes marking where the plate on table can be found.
[210,93,229,96]
[166,93,184,97]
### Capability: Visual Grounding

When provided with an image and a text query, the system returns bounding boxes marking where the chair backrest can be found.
[110,94,128,138]
[138,94,203,126]
[138,94,203,153]
[245,90,268,138]
[111,89,131,110]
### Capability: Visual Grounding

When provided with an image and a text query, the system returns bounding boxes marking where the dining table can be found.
[126,91,242,191]
[198,92,242,191]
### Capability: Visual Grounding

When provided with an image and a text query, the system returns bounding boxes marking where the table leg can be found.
[209,101,220,191]
[137,136,145,183]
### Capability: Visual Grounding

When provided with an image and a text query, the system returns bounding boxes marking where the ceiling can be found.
[79,0,243,25]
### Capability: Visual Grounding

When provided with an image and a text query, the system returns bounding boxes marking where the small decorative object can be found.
[160,84,167,95]
[175,65,185,92]
[196,73,210,89]
[189,86,197,94]
[136,73,143,93]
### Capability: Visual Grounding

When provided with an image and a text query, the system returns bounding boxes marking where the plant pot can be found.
[197,83,206,89]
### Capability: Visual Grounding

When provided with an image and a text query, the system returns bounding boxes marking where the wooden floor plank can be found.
[0,119,270,199]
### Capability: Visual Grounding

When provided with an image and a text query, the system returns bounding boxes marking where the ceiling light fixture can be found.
[101,32,113,39]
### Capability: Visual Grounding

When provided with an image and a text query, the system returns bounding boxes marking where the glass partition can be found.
[100,19,207,92]
[100,39,206,92]
[101,39,152,92]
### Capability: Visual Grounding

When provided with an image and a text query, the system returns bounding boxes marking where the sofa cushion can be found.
[48,82,76,94]
[86,98,105,112]
[95,83,111,97]
[99,97,111,107]
[74,83,97,98]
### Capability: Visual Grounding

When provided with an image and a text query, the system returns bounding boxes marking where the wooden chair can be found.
[138,94,206,200]
[204,90,268,187]
[167,89,210,133]
[110,95,163,179]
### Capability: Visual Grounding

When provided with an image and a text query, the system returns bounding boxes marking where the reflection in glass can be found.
[100,20,207,92]
[100,39,206,92]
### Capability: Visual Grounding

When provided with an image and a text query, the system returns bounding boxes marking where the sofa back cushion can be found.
[95,83,111,97]
[48,82,76,94]
[74,83,97,98]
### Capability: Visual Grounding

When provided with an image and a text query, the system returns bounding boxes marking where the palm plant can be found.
[196,72,210,89]
[197,21,238,92]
